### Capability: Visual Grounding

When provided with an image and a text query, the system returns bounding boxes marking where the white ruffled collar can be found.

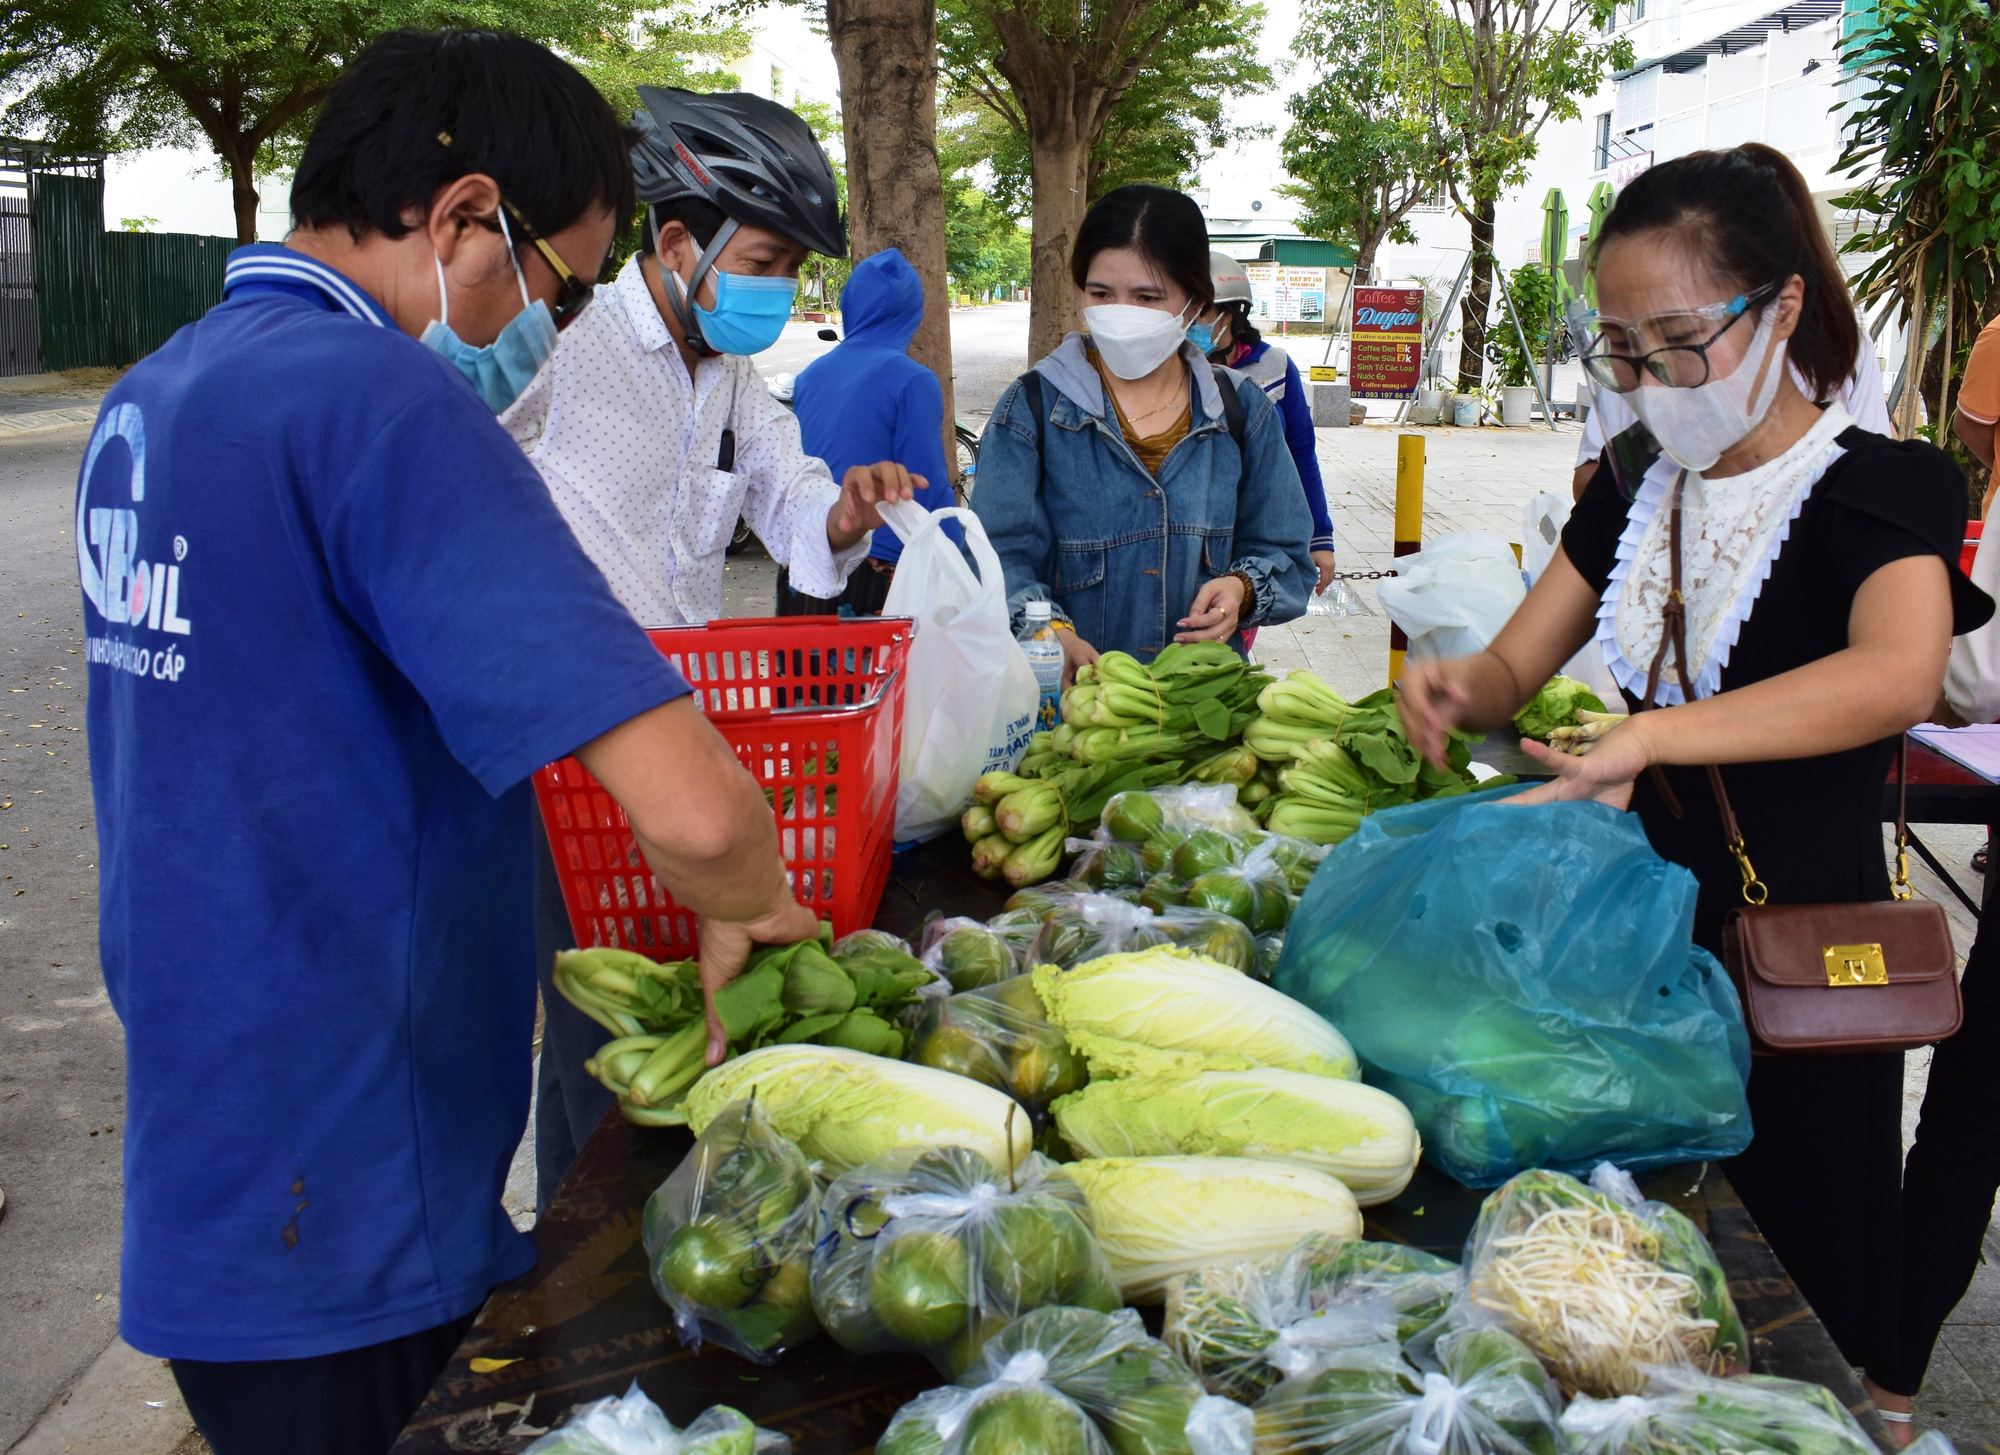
[1599,404,1854,705]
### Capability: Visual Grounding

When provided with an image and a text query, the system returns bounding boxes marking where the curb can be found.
[0,407,100,439]
[7,1338,204,1455]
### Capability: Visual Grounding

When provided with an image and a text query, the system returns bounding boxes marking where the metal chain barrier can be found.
[1329,569,1400,580]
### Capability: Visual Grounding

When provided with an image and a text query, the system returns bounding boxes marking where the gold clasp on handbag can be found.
[1892,832,1916,901]
[1823,943,1888,986]
[1728,835,1768,906]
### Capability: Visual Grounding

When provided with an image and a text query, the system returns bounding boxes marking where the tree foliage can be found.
[0,0,746,245]
[1835,0,2000,465]
[1413,0,1626,390]
[1278,0,1442,282]
[936,0,1269,358]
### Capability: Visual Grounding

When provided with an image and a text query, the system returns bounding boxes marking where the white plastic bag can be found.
[1521,494,1622,701]
[1376,530,1526,661]
[879,499,1041,842]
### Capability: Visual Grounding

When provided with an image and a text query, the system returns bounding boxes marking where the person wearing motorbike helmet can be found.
[506,85,920,1204]
[1193,251,1336,594]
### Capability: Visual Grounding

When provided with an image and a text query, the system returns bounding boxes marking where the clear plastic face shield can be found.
[1566,244,1795,492]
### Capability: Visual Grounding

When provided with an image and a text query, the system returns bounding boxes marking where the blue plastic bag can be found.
[1272,789,1752,1187]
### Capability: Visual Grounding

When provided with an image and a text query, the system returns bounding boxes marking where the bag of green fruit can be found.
[1560,1366,1878,1455]
[879,1306,1239,1455]
[921,918,1027,993]
[1068,836,1149,894]
[641,1097,819,1364]
[1188,1324,1563,1455]
[521,1381,789,1454]
[810,1144,1122,1376]
[1103,785,1259,847]
[1030,893,1255,975]
[1165,1234,1462,1402]
[910,976,1089,1122]
[1178,837,1297,937]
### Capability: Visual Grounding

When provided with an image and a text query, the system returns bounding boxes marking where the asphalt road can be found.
[0,425,118,1451]
[753,300,1031,428]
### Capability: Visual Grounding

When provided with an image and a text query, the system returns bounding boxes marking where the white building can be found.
[1368,0,1902,394]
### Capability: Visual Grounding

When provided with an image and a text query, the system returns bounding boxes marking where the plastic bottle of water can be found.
[1019,600,1065,732]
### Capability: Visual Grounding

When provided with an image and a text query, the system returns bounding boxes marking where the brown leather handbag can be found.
[1637,475,1962,1057]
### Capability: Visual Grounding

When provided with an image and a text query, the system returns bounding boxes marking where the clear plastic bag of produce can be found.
[1179,836,1300,937]
[1274,790,1753,1184]
[1102,784,1261,845]
[1452,1164,1747,1398]
[639,1097,819,1364]
[1190,1324,1563,1455]
[522,1382,789,1455]
[1560,1366,1877,1454]
[920,917,1024,993]
[878,1306,1236,1455]
[1165,1234,1462,1401]
[910,975,1089,1122]
[810,1144,1122,1376]
[1031,892,1256,975]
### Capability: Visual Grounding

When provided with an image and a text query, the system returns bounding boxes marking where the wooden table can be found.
[392,840,1898,1454]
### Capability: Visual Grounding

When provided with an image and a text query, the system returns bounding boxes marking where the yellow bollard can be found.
[1388,435,1425,684]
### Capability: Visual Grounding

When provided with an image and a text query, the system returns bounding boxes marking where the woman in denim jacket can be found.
[972,185,1315,679]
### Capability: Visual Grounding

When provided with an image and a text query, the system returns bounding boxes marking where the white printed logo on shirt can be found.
[76,403,191,682]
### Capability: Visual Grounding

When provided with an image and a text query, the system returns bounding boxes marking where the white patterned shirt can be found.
[501,253,865,626]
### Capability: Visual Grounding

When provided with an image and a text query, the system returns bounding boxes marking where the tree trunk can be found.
[1455,193,1497,396]
[826,0,958,477]
[1027,130,1090,365]
[221,139,260,247]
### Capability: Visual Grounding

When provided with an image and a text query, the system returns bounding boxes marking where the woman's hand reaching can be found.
[1503,721,1653,812]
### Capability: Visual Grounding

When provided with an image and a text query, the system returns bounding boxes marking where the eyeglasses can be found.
[500,197,602,325]
[1579,281,1783,392]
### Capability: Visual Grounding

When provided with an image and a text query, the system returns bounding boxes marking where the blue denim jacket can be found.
[971,334,1314,659]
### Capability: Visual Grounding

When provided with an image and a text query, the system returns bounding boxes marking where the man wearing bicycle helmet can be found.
[503,85,917,630]
[508,86,921,1200]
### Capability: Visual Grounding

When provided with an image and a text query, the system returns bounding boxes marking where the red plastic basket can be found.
[534,615,913,960]
[1963,519,1983,578]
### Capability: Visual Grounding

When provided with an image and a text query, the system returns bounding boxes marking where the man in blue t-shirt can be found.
[79,32,908,1455]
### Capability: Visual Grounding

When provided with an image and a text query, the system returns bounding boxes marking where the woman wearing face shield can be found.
[1398,144,1993,1425]
[970,185,1316,677]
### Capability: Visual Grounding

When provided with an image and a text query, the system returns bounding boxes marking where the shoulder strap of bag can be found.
[1636,472,1911,906]
[1211,365,1248,490]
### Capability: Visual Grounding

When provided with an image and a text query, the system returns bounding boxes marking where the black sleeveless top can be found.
[1560,426,1991,954]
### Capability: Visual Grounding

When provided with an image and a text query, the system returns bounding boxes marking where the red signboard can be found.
[1349,286,1425,400]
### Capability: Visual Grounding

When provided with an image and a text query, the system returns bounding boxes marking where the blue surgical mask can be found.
[421,207,558,413]
[1187,321,1217,355]
[685,266,797,356]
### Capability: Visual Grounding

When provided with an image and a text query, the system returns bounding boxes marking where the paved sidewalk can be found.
[1252,419,1582,700]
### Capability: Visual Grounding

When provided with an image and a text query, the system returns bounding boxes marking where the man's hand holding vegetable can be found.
[578,696,820,1066]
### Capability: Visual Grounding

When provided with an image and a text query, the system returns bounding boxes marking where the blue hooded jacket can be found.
[793,248,955,565]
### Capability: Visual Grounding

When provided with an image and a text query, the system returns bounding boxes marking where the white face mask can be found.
[1623,308,1788,473]
[1085,302,1193,380]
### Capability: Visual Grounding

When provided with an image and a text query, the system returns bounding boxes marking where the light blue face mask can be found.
[656,212,798,357]
[1186,320,1217,355]
[684,266,797,356]
[421,207,558,413]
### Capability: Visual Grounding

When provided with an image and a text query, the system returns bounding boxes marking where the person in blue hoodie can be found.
[782,247,956,614]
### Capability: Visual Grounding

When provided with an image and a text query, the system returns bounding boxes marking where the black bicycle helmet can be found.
[631,86,846,259]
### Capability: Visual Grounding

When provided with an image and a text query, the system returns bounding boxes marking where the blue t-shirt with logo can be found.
[84,246,691,1362]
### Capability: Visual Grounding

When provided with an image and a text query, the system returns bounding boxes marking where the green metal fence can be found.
[33,173,231,372]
